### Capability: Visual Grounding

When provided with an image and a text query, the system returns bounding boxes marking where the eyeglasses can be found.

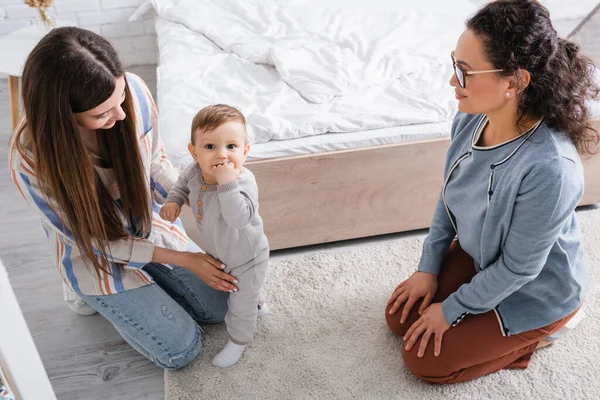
[451,51,504,89]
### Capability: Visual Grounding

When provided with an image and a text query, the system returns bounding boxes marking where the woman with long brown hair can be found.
[10,26,240,369]
[386,0,598,383]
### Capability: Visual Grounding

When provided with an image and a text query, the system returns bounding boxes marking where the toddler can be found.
[160,104,269,367]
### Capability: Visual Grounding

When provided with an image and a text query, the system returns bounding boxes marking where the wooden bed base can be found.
[182,120,600,251]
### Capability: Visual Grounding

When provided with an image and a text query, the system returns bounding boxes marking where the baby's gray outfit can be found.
[166,163,269,344]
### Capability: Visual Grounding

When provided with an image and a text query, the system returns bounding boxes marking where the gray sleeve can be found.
[217,171,258,229]
[416,113,467,275]
[165,164,193,207]
[416,192,456,275]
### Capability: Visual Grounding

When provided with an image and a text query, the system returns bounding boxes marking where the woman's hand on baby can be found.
[160,202,181,222]
[387,271,438,324]
[213,162,240,185]
[403,303,450,357]
[185,252,239,292]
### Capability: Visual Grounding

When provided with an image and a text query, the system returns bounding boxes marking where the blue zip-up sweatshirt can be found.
[418,112,588,336]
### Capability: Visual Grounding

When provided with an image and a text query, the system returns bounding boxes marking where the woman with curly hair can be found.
[386,0,599,384]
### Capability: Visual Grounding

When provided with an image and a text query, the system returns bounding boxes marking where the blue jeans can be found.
[80,246,229,369]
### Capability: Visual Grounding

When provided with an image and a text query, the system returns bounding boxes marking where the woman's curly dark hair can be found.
[467,0,600,155]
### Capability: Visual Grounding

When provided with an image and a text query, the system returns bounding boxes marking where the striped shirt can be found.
[9,73,189,296]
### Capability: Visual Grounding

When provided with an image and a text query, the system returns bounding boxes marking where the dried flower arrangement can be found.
[24,0,53,27]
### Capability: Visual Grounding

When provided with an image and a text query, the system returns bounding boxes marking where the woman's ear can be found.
[188,142,198,162]
[508,69,531,94]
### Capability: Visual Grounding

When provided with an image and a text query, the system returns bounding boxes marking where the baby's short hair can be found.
[190,104,247,143]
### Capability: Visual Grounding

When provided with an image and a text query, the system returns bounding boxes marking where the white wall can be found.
[0,0,157,66]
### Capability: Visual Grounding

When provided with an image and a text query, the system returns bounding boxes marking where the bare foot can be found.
[536,339,553,350]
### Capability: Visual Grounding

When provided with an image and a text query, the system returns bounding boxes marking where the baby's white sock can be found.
[257,302,270,318]
[212,340,246,368]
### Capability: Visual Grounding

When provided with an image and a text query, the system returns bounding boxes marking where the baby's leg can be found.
[257,294,270,317]
[225,260,267,343]
[212,259,268,367]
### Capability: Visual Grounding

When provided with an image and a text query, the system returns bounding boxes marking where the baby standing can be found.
[160,104,269,367]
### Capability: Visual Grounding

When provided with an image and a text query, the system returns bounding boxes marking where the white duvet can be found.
[146,0,599,163]
[149,0,481,151]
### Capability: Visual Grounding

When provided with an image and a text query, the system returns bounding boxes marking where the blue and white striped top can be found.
[10,73,189,296]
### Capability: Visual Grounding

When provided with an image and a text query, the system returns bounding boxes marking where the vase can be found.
[37,8,54,29]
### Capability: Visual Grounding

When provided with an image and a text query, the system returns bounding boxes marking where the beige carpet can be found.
[165,208,600,400]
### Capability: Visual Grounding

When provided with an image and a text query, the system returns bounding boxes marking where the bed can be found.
[145,0,600,250]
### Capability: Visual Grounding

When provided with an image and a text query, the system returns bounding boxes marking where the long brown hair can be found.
[13,27,151,274]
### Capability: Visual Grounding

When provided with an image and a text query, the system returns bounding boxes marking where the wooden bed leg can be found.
[9,75,20,131]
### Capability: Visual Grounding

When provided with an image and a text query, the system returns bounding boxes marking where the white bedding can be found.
[152,0,479,166]
[148,0,600,167]
[251,99,600,162]
[247,120,454,162]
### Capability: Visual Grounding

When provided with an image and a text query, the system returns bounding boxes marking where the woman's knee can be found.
[83,285,205,370]
[401,347,455,384]
[385,301,423,338]
[385,303,408,337]
[152,324,202,370]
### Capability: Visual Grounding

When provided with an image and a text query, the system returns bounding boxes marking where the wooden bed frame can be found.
[178,119,600,251]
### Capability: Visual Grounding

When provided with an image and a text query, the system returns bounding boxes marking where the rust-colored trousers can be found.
[385,241,579,384]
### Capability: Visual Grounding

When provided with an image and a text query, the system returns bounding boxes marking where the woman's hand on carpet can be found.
[403,303,450,358]
[387,271,438,324]
[185,252,239,292]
